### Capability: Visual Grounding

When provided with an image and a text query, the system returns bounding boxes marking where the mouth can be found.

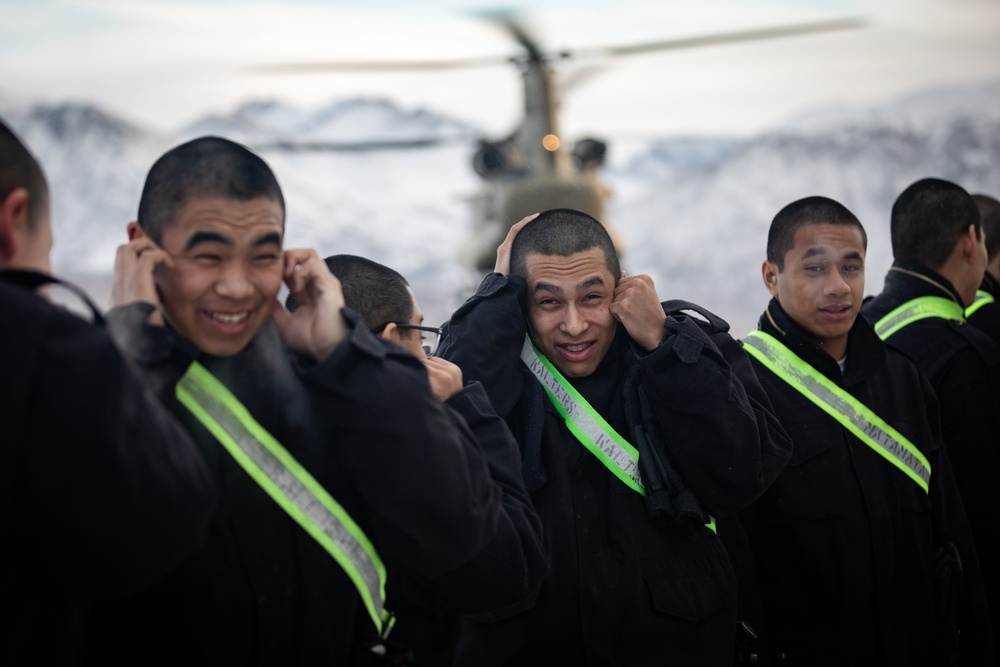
[203,309,252,326]
[556,340,596,361]
[819,305,852,318]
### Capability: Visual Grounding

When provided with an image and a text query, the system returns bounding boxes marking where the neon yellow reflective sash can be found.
[520,335,645,495]
[965,290,995,318]
[742,331,931,493]
[874,296,965,340]
[176,361,389,633]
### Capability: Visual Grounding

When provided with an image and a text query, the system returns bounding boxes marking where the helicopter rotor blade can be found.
[477,10,545,61]
[249,55,513,73]
[248,16,865,75]
[252,135,475,153]
[570,17,866,59]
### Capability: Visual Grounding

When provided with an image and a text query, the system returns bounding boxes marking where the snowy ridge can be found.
[3,79,1000,331]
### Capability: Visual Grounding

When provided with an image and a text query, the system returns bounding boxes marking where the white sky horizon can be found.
[3,0,1000,144]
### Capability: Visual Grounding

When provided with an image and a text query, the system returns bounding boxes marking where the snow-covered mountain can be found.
[3,80,1000,333]
[606,78,1000,334]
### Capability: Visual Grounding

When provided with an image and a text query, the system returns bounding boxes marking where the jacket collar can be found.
[757,298,885,386]
[883,260,966,307]
[980,270,1000,298]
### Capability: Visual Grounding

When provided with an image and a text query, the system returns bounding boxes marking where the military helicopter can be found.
[254,13,864,270]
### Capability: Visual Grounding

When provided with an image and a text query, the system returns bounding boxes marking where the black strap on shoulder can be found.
[623,365,708,527]
[0,269,104,325]
[661,299,730,334]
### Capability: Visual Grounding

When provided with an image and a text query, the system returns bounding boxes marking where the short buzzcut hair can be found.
[510,208,620,280]
[137,136,285,242]
[0,117,49,229]
[891,178,980,269]
[285,254,414,332]
[767,196,867,270]
[972,193,1000,262]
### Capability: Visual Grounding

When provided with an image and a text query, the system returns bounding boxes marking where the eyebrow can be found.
[800,247,863,261]
[533,275,607,294]
[800,247,828,260]
[183,230,282,252]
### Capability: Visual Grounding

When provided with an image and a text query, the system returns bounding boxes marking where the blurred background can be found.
[2,0,999,334]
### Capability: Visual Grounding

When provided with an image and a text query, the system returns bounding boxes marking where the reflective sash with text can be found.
[520,335,646,495]
[874,296,965,341]
[176,361,390,633]
[742,330,931,493]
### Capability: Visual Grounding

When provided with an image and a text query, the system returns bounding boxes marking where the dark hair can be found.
[285,254,414,332]
[0,117,49,229]
[510,208,620,280]
[767,196,867,270]
[972,193,1000,262]
[891,178,980,269]
[137,136,285,242]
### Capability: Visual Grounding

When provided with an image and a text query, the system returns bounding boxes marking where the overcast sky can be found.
[2,0,1000,142]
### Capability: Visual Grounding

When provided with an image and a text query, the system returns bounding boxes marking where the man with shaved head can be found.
[438,208,790,666]
[732,195,992,665]
[863,177,1000,658]
[106,136,543,664]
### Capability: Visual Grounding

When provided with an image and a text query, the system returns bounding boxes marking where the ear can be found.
[959,223,981,263]
[0,189,30,263]
[380,322,400,343]
[127,221,146,241]
[762,260,780,298]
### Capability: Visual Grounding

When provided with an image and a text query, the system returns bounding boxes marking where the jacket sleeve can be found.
[397,382,547,614]
[300,310,517,579]
[105,301,200,405]
[437,272,530,419]
[636,311,790,515]
[17,303,216,602]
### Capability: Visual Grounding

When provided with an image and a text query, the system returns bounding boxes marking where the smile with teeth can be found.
[561,342,593,353]
[207,310,250,325]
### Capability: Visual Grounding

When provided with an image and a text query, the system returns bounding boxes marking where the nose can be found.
[560,304,588,337]
[825,269,851,296]
[215,262,254,300]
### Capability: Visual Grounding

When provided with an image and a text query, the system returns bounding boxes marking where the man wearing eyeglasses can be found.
[288,254,546,667]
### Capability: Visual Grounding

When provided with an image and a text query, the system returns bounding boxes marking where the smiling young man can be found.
[105,137,535,665]
[734,196,993,665]
[438,209,791,666]
[862,178,1000,659]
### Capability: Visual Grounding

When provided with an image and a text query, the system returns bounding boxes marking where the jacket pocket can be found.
[640,547,735,622]
[767,425,840,523]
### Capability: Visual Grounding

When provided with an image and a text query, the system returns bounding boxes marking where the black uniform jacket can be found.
[968,271,1000,345]
[104,301,545,665]
[0,279,216,666]
[862,261,1000,654]
[735,299,994,666]
[438,272,791,667]
[388,381,547,667]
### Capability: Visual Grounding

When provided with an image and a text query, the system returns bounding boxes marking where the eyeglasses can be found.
[372,323,442,357]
